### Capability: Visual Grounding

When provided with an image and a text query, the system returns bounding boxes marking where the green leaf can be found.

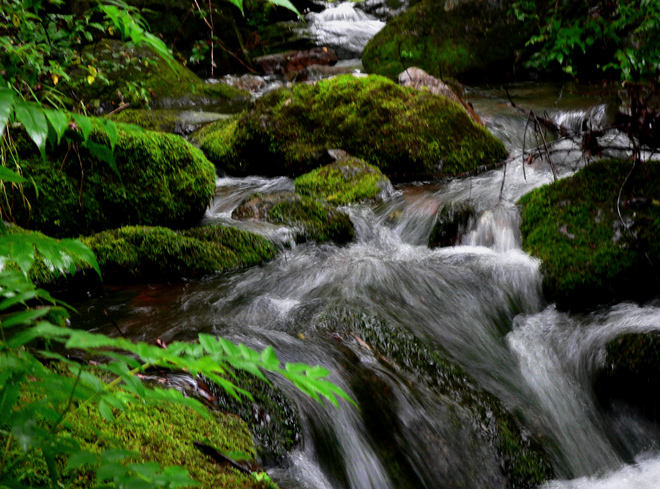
[264,0,301,17]
[98,399,116,422]
[43,108,69,145]
[0,87,15,138]
[14,101,48,159]
[100,117,118,150]
[0,166,27,184]
[66,451,100,470]
[0,371,25,427]
[72,113,93,142]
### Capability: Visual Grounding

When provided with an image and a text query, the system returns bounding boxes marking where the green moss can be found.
[519,159,660,310]
[80,224,277,283]
[316,309,553,488]
[208,369,302,465]
[7,126,216,238]
[595,332,660,422]
[293,157,392,205]
[232,192,354,244]
[198,74,507,179]
[110,109,182,133]
[77,39,243,109]
[2,388,277,489]
[362,0,531,82]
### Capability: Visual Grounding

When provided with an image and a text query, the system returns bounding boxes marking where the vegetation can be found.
[362,0,530,82]
[519,159,660,310]
[233,192,355,244]
[197,74,508,179]
[293,157,392,205]
[4,125,216,238]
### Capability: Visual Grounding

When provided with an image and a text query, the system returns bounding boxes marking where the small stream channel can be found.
[70,5,660,488]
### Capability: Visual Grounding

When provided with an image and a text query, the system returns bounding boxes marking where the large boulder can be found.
[196,74,507,180]
[362,0,530,82]
[111,109,227,135]
[253,48,338,76]
[7,126,216,239]
[519,159,660,310]
[293,155,394,205]
[232,192,354,244]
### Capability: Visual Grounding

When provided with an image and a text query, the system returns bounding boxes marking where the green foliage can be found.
[293,157,391,205]
[362,0,530,82]
[5,124,216,238]
[511,0,660,80]
[198,75,507,179]
[232,192,355,244]
[519,159,660,310]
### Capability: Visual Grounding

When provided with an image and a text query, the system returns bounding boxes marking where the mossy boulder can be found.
[76,39,242,111]
[315,309,553,488]
[111,109,226,135]
[293,156,393,205]
[232,192,354,244]
[8,126,216,239]
[519,159,660,310]
[3,385,278,489]
[197,74,507,180]
[595,332,660,423]
[428,201,475,248]
[362,0,530,82]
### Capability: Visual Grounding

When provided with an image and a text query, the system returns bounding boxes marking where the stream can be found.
[70,5,660,488]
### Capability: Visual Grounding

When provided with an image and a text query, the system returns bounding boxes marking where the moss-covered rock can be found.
[7,126,216,239]
[110,109,226,135]
[519,159,660,310]
[428,201,475,248]
[3,386,278,489]
[82,225,277,283]
[208,369,302,466]
[8,224,277,286]
[595,332,660,423]
[316,309,553,488]
[232,192,354,244]
[76,39,242,111]
[362,0,530,83]
[197,74,507,180]
[293,156,393,205]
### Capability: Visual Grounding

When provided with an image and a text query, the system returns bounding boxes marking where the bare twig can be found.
[106,103,130,116]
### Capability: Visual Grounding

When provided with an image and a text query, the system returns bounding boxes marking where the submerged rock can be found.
[197,74,507,180]
[232,192,354,244]
[315,309,553,488]
[253,47,338,76]
[294,156,393,205]
[362,0,530,82]
[428,201,475,247]
[519,159,660,310]
[6,127,216,239]
[595,332,660,423]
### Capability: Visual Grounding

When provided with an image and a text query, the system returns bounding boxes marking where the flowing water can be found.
[69,80,660,488]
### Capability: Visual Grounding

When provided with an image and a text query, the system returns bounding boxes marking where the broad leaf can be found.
[0,87,15,137]
[43,108,69,145]
[13,101,48,158]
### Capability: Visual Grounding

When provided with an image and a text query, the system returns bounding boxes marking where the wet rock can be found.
[519,159,660,311]
[221,74,268,93]
[595,332,660,423]
[196,74,507,180]
[428,201,475,248]
[233,192,354,244]
[5,127,216,238]
[253,47,338,76]
[398,67,483,125]
[363,0,531,82]
[315,309,554,488]
[294,155,394,205]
